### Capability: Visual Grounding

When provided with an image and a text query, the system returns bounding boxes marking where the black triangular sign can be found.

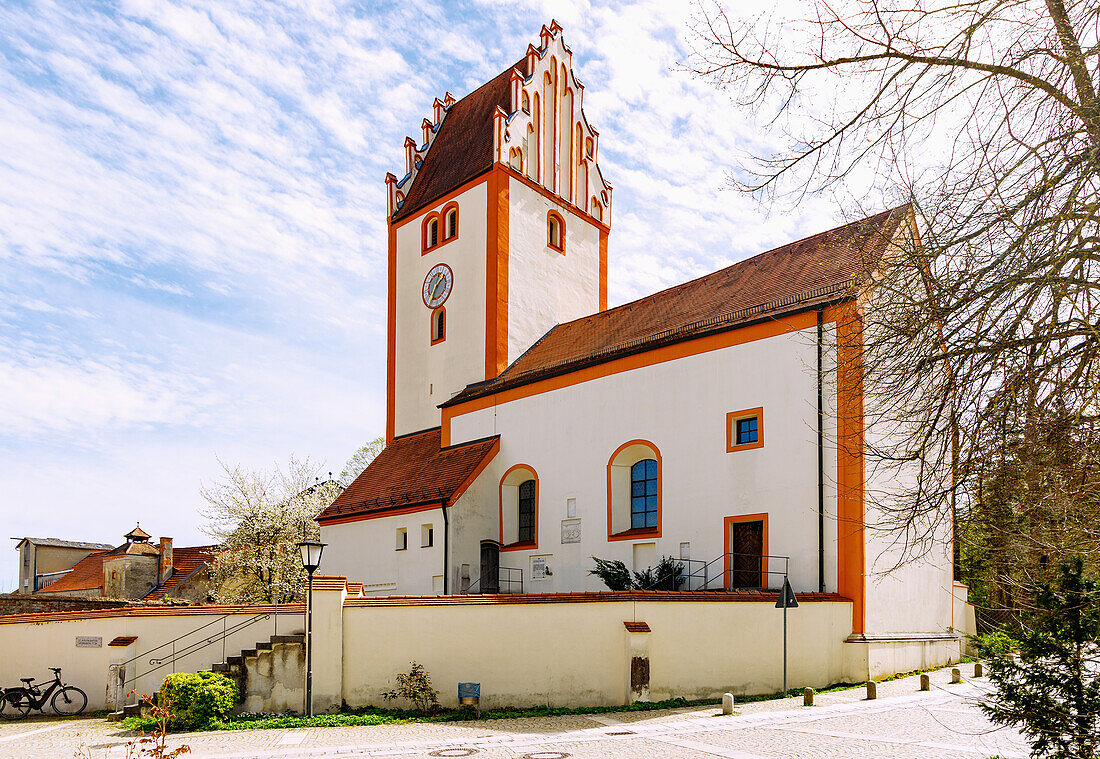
[775,578,799,608]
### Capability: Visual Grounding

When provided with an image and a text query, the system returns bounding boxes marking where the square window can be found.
[421,524,434,548]
[737,417,758,445]
[396,528,407,551]
[727,407,764,452]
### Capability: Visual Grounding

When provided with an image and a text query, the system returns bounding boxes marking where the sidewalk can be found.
[0,664,1027,758]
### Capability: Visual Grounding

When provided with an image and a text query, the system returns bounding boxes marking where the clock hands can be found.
[429,273,444,300]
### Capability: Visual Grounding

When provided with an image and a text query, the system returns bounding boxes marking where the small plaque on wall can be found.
[561,519,581,544]
[75,636,102,648]
[531,555,552,580]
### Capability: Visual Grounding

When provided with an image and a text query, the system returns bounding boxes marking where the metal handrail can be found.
[462,567,523,595]
[119,611,277,695]
[639,553,791,591]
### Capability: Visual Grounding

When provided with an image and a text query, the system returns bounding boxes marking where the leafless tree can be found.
[689,0,1099,563]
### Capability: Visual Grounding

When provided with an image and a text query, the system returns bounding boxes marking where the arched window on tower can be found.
[431,306,446,344]
[547,210,565,253]
[442,203,459,241]
[424,216,439,251]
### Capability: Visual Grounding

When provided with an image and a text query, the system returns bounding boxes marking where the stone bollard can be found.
[865,681,877,700]
[722,693,734,715]
[920,674,930,691]
[803,687,814,707]
[951,668,962,684]
[974,662,983,678]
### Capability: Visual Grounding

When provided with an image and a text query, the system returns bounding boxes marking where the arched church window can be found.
[521,91,530,113]
[517,480,536,543]
[500,465,539,548]
[547,210,565,253]
[431,307,446,344]
[607,440,661,539]
[630,459,659,529]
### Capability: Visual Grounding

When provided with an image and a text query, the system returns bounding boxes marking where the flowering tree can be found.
[201,456,341,604]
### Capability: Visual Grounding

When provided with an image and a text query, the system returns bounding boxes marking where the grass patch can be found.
[122,697,718,732]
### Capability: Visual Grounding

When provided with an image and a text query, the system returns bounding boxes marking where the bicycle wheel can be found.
[0,689,31,720]
[51,686,87,716]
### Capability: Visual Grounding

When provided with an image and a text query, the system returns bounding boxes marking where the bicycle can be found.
[0,667,87,719]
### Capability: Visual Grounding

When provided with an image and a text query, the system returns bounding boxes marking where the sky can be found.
[0,0,884,591]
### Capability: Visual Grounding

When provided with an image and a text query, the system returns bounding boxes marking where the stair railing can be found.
[117,610,275,700]
[637,552,791,591]
[462,566,523,595]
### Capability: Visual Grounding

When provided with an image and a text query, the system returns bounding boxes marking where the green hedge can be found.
[160,671,239,730]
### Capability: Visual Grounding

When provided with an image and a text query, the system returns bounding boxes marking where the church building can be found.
[318,22,956,648]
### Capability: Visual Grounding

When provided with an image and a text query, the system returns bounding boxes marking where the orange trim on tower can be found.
[723,513,770,589]
[484,167,510,379]
[598,228,608,311]
[499,463,539,551]
[833,300,866,634]
[385,223,397,443]
[606,439,663,542]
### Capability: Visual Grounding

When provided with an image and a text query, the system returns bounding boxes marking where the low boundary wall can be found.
[0,581,961,713]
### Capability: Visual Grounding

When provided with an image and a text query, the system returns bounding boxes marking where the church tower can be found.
[384,21,614,441]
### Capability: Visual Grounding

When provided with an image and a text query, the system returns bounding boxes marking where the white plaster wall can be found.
[393,182,488,437]
[341,598,852,708]
[0,609,300,712]
[506,181,601,363]
[448,326,840,596]
[320,511,443,596]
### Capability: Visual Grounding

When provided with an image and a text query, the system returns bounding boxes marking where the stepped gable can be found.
[445,206,911,404]
[317,428,500,523]
[391,58,526,222]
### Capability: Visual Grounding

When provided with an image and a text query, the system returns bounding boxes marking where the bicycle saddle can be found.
[48,668,61,673]
[19,677,33,683]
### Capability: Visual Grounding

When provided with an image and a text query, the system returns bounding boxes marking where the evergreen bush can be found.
[980,557,1100,759]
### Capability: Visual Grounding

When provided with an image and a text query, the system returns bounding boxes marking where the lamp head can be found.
[297,539,325,573]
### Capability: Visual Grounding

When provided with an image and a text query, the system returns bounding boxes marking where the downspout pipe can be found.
[817,307,826,593]
[441,502,450,595]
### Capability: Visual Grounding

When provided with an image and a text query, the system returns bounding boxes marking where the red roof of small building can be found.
[446,206,911,405]
[392,58,527,222]
[143,546,218,601]
[317,428,500,523]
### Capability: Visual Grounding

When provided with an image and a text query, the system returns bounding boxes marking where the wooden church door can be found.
[729,520,764,589]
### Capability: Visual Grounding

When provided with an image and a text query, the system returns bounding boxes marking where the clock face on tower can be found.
[422,263,453,309]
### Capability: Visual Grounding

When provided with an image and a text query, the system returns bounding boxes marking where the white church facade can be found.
[318,22,958,649]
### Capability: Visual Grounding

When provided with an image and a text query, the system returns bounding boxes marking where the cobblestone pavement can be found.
[0,665,1026,759]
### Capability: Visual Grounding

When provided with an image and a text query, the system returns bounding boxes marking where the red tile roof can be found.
[142,546,217,601]
[35,544,217,599]
[35,551,108,593]
[392,58,527,222]
[445,206,910,405]
[317,428,500,523]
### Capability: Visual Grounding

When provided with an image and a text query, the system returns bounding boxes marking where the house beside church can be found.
[317,22,956,656]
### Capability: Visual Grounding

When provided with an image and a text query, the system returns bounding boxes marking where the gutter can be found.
[441,502,450,596]
[817,307,826,593]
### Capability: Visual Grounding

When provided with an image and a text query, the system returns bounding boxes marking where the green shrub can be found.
[381,661,439,714]
[159,671,239,730]
[969,630,1018,659]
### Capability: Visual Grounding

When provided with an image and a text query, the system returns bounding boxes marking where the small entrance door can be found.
[479,540,500,594]
[729,520,764,589]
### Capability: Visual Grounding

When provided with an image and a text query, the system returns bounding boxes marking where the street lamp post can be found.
[298,539,325,717]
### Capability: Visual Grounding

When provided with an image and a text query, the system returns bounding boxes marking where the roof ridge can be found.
[572,206,903,325]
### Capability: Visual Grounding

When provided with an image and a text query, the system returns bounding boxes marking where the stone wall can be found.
[0,593,133,617]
